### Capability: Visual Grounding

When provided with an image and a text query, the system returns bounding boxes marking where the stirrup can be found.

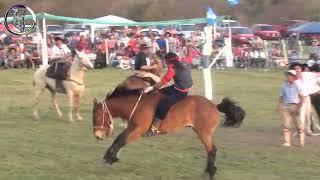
[151,125,159,134]
[143,125,159,137]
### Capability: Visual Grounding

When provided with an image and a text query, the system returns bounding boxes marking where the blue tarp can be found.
[288,22,320,34]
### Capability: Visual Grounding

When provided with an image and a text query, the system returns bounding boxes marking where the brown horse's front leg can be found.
[103,126,146,165]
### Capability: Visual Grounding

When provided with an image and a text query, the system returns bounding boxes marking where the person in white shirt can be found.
[120,33,130,47]
[51,37,72,63]
[291,63,320,135]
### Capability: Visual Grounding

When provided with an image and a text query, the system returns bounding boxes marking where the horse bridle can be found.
[94,101,113,130]
[94,91,144,130]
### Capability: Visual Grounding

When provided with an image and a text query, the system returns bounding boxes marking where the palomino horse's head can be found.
[92,98,113,140]
[74,50,94,70]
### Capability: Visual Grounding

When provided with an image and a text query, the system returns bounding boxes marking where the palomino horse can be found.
[92,84,245,180]
[33,50,93,122]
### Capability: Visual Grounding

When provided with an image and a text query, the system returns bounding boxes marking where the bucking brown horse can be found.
[92,78,245,180]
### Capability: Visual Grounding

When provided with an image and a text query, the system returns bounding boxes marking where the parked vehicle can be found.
[46,25,64,38]
[226,27,255,45]
[217,20,241,31]
[274,20,308,38]
[176,24,196,38]
[252,24,281,40]
[138,28,162,37]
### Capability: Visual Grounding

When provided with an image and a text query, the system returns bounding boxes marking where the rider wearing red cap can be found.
[144,52,193,136]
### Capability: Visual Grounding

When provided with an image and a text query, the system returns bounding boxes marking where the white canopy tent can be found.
[84,15,136,42]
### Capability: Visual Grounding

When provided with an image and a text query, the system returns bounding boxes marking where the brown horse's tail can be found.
[216,97,246,128]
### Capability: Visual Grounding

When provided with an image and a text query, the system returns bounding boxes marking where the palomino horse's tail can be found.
[217,97,246,128]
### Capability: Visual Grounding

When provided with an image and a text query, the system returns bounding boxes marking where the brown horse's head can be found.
[92,98,113,140]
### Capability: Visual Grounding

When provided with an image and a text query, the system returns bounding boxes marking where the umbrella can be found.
[288,22,320,34]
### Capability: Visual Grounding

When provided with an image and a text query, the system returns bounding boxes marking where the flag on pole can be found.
[227,0,240,6]
[206,7,217,25]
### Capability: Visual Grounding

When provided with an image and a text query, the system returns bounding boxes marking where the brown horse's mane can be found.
[105,85,142,100]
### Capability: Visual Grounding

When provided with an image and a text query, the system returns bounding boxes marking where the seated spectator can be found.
[242,45,253,68]
[0,46,7,68]
[116,43,126,56]
[124,46,135,59]
[26,49,41,69]
[7,45,22,68]
[271,43,287,67]
[252,36,264,50]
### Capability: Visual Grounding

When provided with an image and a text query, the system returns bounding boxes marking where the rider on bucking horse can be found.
[144,52,193,136]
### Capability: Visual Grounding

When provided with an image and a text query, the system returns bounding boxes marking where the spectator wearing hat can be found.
[134,43,153,71]
[277,70,304,147]
[51,37,72,63]
[134,43,160,83]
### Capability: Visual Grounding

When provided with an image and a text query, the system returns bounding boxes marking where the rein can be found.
[95,91,144,130]
[66,78,84,86]
[128,91,144,122]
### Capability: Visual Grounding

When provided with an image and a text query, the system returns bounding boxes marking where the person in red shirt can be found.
[76,35,88,52]
[144,52,193,136]
[128,34,138,53]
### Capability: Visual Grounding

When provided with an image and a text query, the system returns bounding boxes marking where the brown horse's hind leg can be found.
[194,129,217,180]
[103,125,147,165]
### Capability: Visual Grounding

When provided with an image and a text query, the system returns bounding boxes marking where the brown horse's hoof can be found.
[103,156,119,165]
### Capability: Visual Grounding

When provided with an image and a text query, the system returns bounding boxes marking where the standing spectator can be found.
[291,63,320,135]
[76,35,89,52]
[164,32,173,53]
[287,34,299,53]
[288,50,300,64]
[150,34,160,55]
[68,33,79,56]
[47,34,55,48]
[128,34,138,53]
[184,41,200,65]
[277,70,304,147]
[156,34,166,58]
[120,33,130,47]
[177,33,186,47]
[309,38,319,60]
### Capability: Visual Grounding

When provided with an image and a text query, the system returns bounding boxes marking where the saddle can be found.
[119,74,159,91]
[45,59,71,93]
